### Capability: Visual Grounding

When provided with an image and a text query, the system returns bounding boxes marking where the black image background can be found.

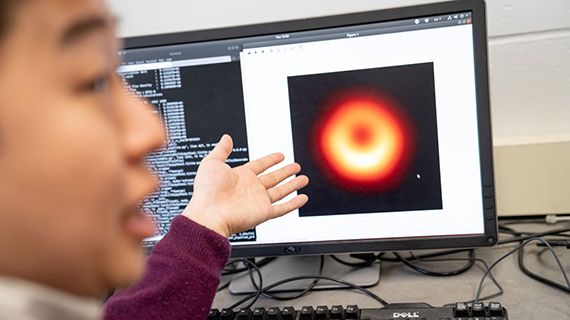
[177,63,256,242]
[288,63,443,217]
[175,62,248,148]
[125,61,256,242]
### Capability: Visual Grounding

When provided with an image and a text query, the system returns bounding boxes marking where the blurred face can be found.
[0,0,165,296]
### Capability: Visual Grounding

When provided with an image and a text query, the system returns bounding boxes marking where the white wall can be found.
[107,0,570,146]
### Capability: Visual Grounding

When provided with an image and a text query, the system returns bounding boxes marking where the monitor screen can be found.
[119,0,497,257]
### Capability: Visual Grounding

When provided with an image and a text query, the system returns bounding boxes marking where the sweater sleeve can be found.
[103,215,231,320]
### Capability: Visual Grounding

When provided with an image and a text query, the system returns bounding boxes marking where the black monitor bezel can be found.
[123,0,497,258]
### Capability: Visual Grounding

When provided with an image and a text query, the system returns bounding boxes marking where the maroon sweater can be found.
[104,216,231,320]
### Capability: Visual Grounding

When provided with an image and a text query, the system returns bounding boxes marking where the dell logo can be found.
[392,312,420,318]
[284,246,301,254]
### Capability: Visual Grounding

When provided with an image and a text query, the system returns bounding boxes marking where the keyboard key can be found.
[315,305,328,320]
[237,308,252,320]
[281,306,296,320]
[207,309,220,320]
[253,307,266,320]
[472,302,486,317]
[454,302,469,317]
[489,302,505,317]
[266,307,280,320]
[220,308,235,320]
[346,305,360,319]
[330,305,344,319]
[300,306,315,320]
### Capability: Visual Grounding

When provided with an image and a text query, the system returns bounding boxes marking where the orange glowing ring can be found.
[318,97,406,183]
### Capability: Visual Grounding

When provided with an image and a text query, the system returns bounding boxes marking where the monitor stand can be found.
[228,254,380,294]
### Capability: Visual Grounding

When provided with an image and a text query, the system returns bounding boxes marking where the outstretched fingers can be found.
[244,153,285,175]
[272,194,309,218]
[259,163,301,189]
[267,175,309,203]
[207,134,233,161]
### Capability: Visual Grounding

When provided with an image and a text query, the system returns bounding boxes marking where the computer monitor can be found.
[119,0,497,258]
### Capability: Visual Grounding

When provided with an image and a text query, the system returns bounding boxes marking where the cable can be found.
[474,237,570,302]
[536,239,570,248]
[498,224,570,294]
[380,249,473,263]
[229,274,388,310]
[216,280,231,292]
[498,225,522,235]
[222,257,276,276]
[497,227,570,245]
[498,217,548,225]
[545,214,570,225]
[331,253,382,267]
[246,255,325,301]
[497,215,570,225]
[393,250,476,277]
[225,254,383,308]
[543,233,570,238]
[400,253,504,304]
[237,259,263,309]
[245,256,382,301]
[518,241,570,294]
[422,257,504,306]
[499,226,570,238]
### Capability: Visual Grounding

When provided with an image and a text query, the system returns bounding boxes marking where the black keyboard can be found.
[209,302,508,320]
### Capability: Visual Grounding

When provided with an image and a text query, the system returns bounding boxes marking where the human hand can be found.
[182,134,309,237]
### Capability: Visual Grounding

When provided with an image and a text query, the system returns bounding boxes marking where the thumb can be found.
[207,134,233,161]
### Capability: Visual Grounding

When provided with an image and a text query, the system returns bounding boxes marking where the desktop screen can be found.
[119,0,496,256]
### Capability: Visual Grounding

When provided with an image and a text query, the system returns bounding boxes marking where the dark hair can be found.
[0,1,9,36]
[0,0,20,38]
[0,2,9,37]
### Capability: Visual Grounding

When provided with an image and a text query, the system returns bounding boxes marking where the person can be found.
[0,0,309,319]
